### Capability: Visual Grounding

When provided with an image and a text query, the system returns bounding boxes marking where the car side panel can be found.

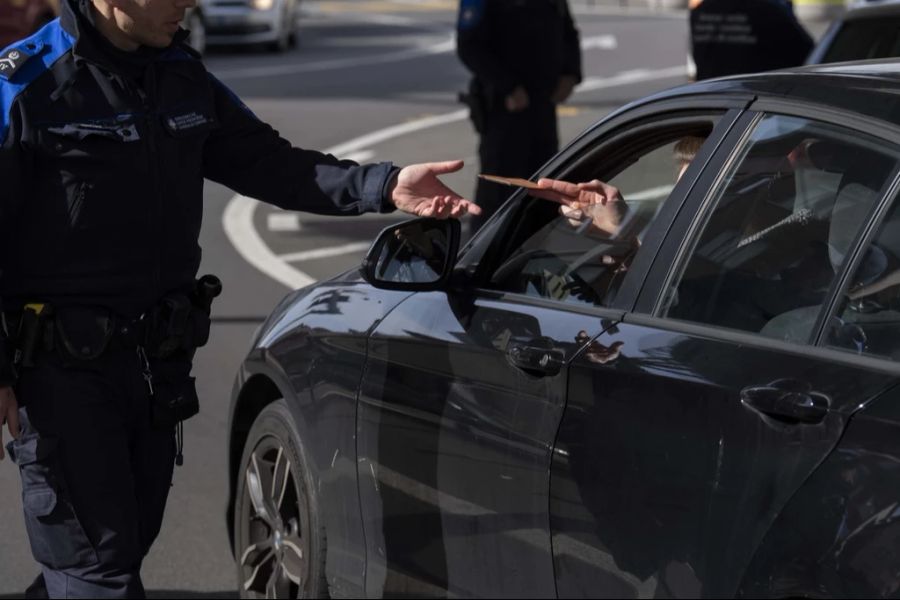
[738,384,900,599]
[231,281,411,598]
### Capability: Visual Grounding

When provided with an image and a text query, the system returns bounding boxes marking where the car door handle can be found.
[740,383,829,424]
[507,340,565,377]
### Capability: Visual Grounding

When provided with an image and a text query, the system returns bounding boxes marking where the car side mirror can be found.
[361,218,460,291]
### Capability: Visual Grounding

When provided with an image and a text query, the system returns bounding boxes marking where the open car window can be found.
[661,113,900,344]
[481,116,721,308]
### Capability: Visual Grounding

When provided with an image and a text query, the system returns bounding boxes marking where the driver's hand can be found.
[532,178,628,236]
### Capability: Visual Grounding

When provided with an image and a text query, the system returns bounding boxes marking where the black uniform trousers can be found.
[7,346,176,599]
[471,98,559,233]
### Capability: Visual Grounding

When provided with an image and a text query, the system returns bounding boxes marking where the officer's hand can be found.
[0,386,19,461]
[505,86,529,112]
[551,75,578,105]
[388,160,482,219]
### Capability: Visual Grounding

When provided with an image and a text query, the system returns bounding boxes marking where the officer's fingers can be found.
[7,397,19,441]
[424,160,465,176]
[464,201,482,216]
[421,197,438,217]
[2,388,19,439]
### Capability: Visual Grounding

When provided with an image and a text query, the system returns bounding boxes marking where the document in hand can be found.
[478,174,543,190]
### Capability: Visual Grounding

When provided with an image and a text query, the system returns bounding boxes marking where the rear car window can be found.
[662,113,900,344]
[825,189,900,361]
[822,17,900,63]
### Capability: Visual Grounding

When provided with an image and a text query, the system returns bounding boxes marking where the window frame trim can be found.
[458,100,751,316]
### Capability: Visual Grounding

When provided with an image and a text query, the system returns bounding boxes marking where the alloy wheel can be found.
[238,437,309,598]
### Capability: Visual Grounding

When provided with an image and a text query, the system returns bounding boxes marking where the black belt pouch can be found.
[53,307,114,366]
[150,356,200,428]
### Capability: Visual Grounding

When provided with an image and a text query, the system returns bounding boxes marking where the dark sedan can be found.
[226,62,900,599]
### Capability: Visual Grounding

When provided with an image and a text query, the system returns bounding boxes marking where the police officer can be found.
[690,0,813,81]
[0,0,480,596]
[457,0,582,233]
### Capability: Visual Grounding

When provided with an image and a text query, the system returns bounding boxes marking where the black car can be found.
[807,0,900,65]
[226,62,900,599]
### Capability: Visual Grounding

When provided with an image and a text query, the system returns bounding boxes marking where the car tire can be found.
[186,10,207,56]
[234,400,328,599]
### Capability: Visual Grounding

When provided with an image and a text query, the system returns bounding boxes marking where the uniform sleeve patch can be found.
[0,44,36,80]
[458,0,484,31]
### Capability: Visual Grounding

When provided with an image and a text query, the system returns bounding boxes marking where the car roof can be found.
[622,60,900,127]
[842,0,900,20]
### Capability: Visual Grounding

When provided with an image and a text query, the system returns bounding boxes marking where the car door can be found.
[550,106,900,598]
[355,102,744,598]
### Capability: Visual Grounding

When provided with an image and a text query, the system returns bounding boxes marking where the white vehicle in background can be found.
[188,0,300,54]
[806,0,900,64]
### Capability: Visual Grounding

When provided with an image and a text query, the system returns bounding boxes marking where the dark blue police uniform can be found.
[1,0,399,597]
[690,0,813,81]
[456,0,581,233]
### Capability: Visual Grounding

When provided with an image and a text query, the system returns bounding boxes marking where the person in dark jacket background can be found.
[457,0,582,233]
[0,0,484,596]
[690,0,813,81]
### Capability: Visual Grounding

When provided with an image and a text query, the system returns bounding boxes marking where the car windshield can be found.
[822,16,900,62]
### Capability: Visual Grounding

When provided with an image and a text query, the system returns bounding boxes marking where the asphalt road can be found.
[0,2,698,596]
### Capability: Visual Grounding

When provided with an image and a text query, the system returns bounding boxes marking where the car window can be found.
[823,186,900,360]
[662,113,900,344]
[822,17,900,63]
[484,120,718,308]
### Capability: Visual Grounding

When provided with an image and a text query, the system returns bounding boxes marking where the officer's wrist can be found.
[381,167,402,213]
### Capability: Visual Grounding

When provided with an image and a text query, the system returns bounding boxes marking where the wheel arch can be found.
[226,370,293,553]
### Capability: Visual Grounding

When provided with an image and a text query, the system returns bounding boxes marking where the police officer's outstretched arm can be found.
[202,76,479,218]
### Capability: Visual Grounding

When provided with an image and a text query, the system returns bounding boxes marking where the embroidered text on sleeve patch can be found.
[0,45,34,80]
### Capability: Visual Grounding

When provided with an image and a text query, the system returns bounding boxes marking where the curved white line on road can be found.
[278,242,372,263]
[223,194,317,289]
[215,33,620,82]
[223,66,687,291]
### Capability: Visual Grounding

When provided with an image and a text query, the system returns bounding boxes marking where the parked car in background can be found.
[807,0,900,63]
[226,62,900,598]
[200,0,299,52]
[0,0,58,49]
[184,5,207,56]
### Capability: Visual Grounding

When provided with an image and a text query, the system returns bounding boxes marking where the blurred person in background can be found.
[690,0,813,81]
[457,0,582,234]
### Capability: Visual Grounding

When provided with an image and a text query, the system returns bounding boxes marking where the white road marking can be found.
[579,66,687,93]
[223,65,687,291]
[215,36,454,81]
[223,195,316,289]
[278,242,372,263]
[580,34,617,51]
[340,149,375,163]
[267,212,302,232]
[628,184,674,202]
[215,32,618,82]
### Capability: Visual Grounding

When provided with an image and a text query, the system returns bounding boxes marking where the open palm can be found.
[389,160,482,219]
